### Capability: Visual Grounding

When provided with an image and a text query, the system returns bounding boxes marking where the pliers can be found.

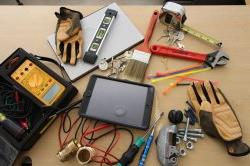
[150,45,229,68]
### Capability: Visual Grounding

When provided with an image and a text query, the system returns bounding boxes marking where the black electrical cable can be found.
[74,117,86,139]
[62,113,72,133]
[81,119,90,135]
[50,99,82,118]
[91,127,134,165]
[0,82,34,121]
[87,120,99,144]
[57,103,134,165]
[62,106,79,133]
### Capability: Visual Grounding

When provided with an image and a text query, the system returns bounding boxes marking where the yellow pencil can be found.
[151,67,212,84]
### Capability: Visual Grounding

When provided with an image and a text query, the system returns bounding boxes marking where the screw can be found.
[178,132,205,138]
[177,135,197,142]
[183,117,190,142]
[178,128,202,133]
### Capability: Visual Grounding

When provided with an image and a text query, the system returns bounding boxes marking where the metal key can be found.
[176,31,185,41]
[168,34,178,46]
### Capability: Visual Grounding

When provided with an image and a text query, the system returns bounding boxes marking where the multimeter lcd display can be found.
[80,75,154,129]
[43,83,61,102]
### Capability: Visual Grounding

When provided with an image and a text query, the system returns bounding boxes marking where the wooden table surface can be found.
[0,5,249,166]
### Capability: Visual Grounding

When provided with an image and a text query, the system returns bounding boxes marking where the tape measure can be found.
[181,25,222,48]
[11,60,65,106]
[161,2,222,48]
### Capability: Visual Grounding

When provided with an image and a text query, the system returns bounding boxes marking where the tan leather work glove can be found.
[187,81,249,156]
[55,7,83,65]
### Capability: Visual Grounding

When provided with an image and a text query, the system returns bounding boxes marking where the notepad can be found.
[47,3,143,82]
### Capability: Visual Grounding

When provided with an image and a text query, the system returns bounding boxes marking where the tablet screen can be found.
[80,76,154,129]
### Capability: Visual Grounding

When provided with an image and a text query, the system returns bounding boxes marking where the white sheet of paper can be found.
[47,3,143,81]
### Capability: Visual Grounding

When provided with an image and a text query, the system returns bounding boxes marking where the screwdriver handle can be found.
[118,144,139,166]
[138,133,154,166]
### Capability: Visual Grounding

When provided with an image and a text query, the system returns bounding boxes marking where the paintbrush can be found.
[124,10,160,82]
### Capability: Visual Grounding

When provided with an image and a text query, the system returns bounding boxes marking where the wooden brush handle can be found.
[143,10,159,47]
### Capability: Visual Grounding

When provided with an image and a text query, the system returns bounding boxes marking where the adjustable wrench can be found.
[150,45,229,68]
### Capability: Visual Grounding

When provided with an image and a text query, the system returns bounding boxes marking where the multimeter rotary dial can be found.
[28,73,44,88]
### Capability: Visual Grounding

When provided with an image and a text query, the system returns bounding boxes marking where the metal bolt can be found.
[178,128,202,133]
[178,132,205,138]
[183,117,190,142]
[177,135,197,142]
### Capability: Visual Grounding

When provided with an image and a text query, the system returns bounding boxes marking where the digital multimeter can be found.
[0,48,78,108]
[11,60,65,106]
[83,9,118,64]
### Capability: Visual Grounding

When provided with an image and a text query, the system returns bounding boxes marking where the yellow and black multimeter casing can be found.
[0,48,78,166]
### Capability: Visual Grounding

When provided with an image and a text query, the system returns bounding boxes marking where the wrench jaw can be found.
[205,51,230,68]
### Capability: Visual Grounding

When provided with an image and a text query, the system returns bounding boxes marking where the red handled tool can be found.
[150,45,229,68]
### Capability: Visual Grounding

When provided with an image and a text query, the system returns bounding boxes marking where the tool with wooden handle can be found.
[150,44,229,68]
[124,10,160,82]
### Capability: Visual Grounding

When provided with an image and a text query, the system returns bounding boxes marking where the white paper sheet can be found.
[47,3,143,81]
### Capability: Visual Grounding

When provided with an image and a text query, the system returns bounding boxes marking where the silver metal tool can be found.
[156,125,179,166]
[206,51,229,67]
[183,117,190,142]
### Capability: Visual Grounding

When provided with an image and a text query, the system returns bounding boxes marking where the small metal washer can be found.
[98,59,109,71]
[186,141,194,150]
[179,148,186,157]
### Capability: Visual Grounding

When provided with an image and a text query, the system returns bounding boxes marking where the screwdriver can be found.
[118,112,164,166]
[138,129,155,166]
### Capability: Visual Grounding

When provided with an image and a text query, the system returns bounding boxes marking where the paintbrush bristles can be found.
[123,50,151,82]
[124,59,148,82]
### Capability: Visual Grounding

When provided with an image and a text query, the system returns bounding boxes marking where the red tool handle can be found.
[150,45,207,62]
[137,10,160,52]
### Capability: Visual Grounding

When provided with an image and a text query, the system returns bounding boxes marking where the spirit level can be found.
[83,9,118,64]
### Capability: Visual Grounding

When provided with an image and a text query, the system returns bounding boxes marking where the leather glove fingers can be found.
[56,30,83,65]
[187,81,250,156]
[55,7,83,65]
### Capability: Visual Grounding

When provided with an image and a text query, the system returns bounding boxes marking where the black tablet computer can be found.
[79,75,155,130]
